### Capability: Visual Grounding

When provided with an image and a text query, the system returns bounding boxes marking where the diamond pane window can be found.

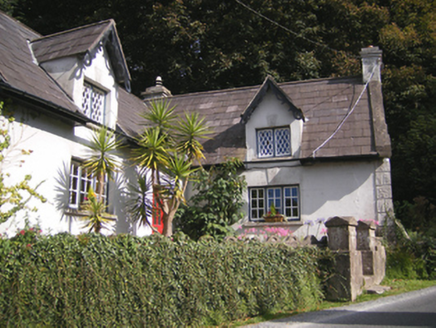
[257,127,291,158]
[257,129,274,158]
[82,82,106,124]
[275,128,291,156]
[249,185,300,221]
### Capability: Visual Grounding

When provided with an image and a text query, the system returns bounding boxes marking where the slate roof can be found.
[167,75,388,166]
[31,20,113,63]
[0,11,140,133]
[0,11,81,115]
[31,19,131,90]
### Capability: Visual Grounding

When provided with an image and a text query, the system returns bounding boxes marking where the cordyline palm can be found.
[133,99,212,236]
[83,126,122,233]
[131,127,170,186]
[141,99,176,132]
[160,153,198,236]
[80,187,115,233]
[84,126,122,199]
[175,112,211,164]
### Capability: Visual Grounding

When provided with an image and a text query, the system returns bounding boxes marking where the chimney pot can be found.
[360,46,383,83]
[141,76,172,101]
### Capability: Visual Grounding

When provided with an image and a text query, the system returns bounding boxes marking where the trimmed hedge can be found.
[0,231,327,327]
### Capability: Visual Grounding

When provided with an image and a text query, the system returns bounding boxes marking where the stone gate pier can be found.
[325,216,386,301]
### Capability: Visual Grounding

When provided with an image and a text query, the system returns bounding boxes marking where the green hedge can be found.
[0,231,327,327]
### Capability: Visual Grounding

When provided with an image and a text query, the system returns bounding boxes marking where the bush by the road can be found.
[0,230,328,327]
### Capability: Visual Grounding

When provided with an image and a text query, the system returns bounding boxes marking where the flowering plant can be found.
[263,204,284,222]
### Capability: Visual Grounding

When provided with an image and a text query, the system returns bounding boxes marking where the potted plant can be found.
[263,204,284,222]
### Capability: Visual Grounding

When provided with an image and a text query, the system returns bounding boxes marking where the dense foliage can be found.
[2,0,436,232]
[386,231,436,280]
[175,158,247,240]
[0,230,326,327]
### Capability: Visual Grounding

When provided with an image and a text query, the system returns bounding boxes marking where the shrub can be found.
[0,232,328,327]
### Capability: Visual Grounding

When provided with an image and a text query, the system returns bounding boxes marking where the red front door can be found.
[152,197,164,234]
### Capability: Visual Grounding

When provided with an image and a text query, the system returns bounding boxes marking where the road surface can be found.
[244,285,436,328]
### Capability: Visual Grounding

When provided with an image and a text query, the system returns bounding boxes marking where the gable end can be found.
[241,76,304,124]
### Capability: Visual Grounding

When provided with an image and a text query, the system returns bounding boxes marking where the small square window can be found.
[257,127,291,158]
[82,82,106,124]
[69,160,108,210]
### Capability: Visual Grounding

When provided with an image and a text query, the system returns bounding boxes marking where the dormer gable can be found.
[241,76,305,162]
[30,20,131,129]
[241,76,304,124]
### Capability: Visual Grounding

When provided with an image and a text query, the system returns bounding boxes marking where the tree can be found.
[81,126,123,233]
[0,100,46,224]
[175,158,246,241]
[9,0,436,232]
[132,99,211,236]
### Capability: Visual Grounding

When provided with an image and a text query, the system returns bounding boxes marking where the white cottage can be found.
[0,10,393,239]
[0,12,150,236]
[148,46,393,238]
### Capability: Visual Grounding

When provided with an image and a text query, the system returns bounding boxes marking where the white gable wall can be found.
[0,104,141,236]
[241,88,382,238]
[41,45,119,130]
[245,89,303,162]
[241,160,380,238]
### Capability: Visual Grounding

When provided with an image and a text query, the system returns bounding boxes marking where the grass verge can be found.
[218,279,436,327]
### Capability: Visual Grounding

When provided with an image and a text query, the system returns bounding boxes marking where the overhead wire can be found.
[311,64,377,158]
[234,0,360,59]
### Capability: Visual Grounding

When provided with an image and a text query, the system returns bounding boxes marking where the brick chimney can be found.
[360,46,382,83]
[141,76,172,101]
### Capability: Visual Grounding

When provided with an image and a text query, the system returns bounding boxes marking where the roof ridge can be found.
[170,75,362,99]
[0,10,41,38]
[30,19,115,43]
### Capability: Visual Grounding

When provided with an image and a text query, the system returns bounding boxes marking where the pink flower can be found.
[20,230,25,235]
[320,228,328,235]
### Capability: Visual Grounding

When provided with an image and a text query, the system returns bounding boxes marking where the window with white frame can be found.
[257,127,291,158]
[82,82,106,124]
[250,185,299,221]
[69,160,107,209]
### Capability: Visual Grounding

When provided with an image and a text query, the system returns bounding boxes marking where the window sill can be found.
[243,221,303,228]
[65,209,117,221]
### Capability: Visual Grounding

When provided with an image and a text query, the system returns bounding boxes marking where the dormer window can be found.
[257,126,291,158]
[82,81,106,124]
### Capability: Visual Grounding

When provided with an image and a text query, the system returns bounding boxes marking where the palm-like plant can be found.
[80,187,115,233]
[82,126,122,233]
[132,99,212,236]
[141,99,176,132]
[131,127,169,186]
[175,112,211,164]
[84,126,123,199]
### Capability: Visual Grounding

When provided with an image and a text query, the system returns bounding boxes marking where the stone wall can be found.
[325,216,386,301]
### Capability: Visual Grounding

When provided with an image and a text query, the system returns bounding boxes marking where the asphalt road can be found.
[244,285,436,328]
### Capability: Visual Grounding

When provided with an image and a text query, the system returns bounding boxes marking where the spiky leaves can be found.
[80,187,114,234]
[132,99,212,236]
[175,112,211,164]
[84,126,123,200]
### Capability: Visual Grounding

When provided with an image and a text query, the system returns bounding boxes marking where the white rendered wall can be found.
[0,105,140,237]
[245,89,303,161]
[241,160,380,238]
[41,45,119,129]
